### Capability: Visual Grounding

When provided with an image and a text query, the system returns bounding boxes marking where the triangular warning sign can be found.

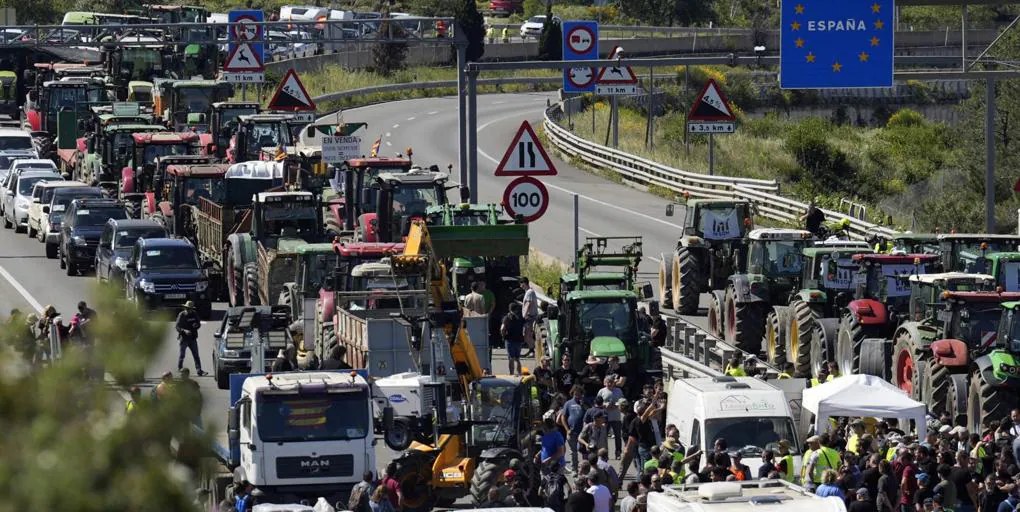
[596,64,638,85]
[223,42,264,72]
[688,79,736,122]
[494,120,557,177]
[268,69,316,111]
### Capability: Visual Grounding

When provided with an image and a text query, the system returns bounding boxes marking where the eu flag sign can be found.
[780,0,894,89]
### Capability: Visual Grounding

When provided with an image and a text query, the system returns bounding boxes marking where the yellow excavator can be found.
[388,219,540,510]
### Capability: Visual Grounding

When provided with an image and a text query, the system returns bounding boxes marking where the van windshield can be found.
[705,417,800,456]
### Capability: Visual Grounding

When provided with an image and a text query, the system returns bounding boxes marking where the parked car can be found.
[520,15,559,40]
[1,158,54,200]
[124,237,212,318]
[43,186,104,258]
[489,0,523,16]
[3,170,62,232]
[95,218,168,285]
[27,181,87,240]
[59,198,127,275]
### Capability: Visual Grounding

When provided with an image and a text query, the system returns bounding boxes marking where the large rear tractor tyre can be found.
[243,263,260,306]
[858,338,890,380]
[125,200,139,220]
[927,360,951,418]
[470,459,511,506]
[730,296,766,354]
[764,306,789,366]
[658,252,674,310]
[226,244,243,307]
[787,301,819,376]
[836,314,871,376]
[384,417,413,451]
[810,317,840,379]
[707,290,725,339]
[967,374,1019,433]
[394,453,435,512]
[892,331,927,402]
[946,374,969,428]
[672,247,700,315]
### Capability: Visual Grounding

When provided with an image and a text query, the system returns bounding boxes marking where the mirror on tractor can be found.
[639,281,654,299]
[227,405,240,442]
[383,405,394,434]
[665,204,674,217]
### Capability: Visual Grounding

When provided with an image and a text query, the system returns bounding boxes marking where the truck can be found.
[212,305,295,389]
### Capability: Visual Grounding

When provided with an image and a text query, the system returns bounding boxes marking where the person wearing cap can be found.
[849,488,877,512]
[775,439,796,483]
[579,355,606,399]
[597,375,625,458]
[175,300,206,376]
[805,434,842,491]
[848,420,867,455]
[729,451,751,481]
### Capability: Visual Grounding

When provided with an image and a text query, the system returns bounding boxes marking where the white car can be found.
[28,181,88,241]
[3,170,62,232]
[520,15,559,40]
[0,159,51,217]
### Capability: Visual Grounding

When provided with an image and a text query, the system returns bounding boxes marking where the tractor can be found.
[226,114,296,165]
[275,243,338,358]
[834,254,940,377]
[142,158,232,244]
[76,123,167,194]
[770,246,870,377]
[0,71,17,120]
[329,156,414,237]
[360,168,453,243]
[152,78,233,132]
[709,228,813,354]
[968,302,1020,432]
[890,277,1015,427]
[937,234,1020,272]
[120,131,202,215]
[203,102,260,159]
[960,252,1020,292]
[660,198,753,314]
[891,233,940,255]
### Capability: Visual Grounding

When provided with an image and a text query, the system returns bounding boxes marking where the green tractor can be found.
[937,234,1020,272]
[770,246,870,377]
[77,123,167,193]
[971,302,1020,431]
[709,228,813,354]
[0,71,16,120]
[660,198,753,314]
[890,277,1015,427]
[960,252,1020,292]
[891,233,940,255]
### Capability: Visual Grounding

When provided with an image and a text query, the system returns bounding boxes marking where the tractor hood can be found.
[979,350,1020,386]
[590,336,626,358]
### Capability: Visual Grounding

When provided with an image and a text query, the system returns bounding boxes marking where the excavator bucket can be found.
[426,224,530,259]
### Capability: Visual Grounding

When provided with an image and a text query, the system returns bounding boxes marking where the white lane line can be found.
[385,132,391,137]
[427,111,439,115]
[647,256,662,263]
[492,100,506,105]
[385,141,393,146]
[392,124,400,129]
[407,116,416,121]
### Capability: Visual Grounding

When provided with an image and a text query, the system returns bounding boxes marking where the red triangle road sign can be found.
[688,79,736,122]
[596,64,638,85]
[494,120,558,177]
[223,42,264,72]
[268,68,316,111]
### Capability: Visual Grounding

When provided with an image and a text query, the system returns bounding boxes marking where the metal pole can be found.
[567,94,572,130]
[573,193,579,273]
[985,77,996,232]
[962,4,968,70]
[467,70,479,203]
[611,95,619,147]
[647,65,654,149]
[592,95,596,134]
[708,133,715,175]
[457,45,468,190]
[242,83,247,101]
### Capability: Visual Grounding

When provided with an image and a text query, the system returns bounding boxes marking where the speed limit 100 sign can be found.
[503,176,549,223]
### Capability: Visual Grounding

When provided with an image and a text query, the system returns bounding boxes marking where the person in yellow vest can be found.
[776,439,796,483]
[486,24,494,43]
[846,419,866,455]
[501,26,509,43]
[725,355,746,377]
[777,362,795,379]
[125,386,141,414]
[810,365,834,387]
[804,434,841,492]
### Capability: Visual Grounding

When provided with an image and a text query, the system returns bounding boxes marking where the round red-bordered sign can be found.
[502,176,549,223]
[231,15,261,41]
[565,25,595,55]
[567,67,595,89]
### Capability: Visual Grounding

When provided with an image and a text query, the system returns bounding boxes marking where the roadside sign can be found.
[222,42,265,83]
[687,122,735,134]
[494,120,557,177]
[282,112,315,123]
[228,9,265,66]
[780,0,894,88]
[562,20,599,94]
[502,176,549,223]
[688,79,736,122]
[268,69,317,112]
[596,46,638,95]
[322,135,362,164]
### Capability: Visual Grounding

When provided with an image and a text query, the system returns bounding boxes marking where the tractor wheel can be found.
[125,200,138,220]
[672,247,700,315]
[384,417,413,451]
[394,452,435,512]
[786,301,819,376]
[967,372,1018,433]
[810,317,839,379]
[946,374,969,428]
[892,330,927,402]
[858,338,890,380]
[764,306,789,366]
[658,252,674,310]
[226,244,243,307]
[835,314,871,376]
[470,459,511,506]
[45,242,57,259]
[243,263,260,306]
[27,224,37,239]
[707,290,725,339]
[723,286,738,344]
[927,360,950,418]
[729,293,766,354]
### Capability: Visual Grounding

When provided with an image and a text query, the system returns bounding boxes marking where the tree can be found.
[537,2,561,61]
[453,0,485,62]
[372,5,409,76]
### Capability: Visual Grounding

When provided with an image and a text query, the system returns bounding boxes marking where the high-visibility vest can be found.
[970,444,986,474]
[810,375,834,387]
[725,365,746,377]
[126,400,136,413]
[801,448,814,483]
[846,434,860,454]
[811,447,840,483]
[885,447,896,461]
[781,454,795,482]
[778,372,792,379]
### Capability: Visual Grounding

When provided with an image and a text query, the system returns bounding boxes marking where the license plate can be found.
[164,293,186,300]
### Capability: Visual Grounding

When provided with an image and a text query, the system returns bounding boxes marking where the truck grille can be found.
[275,454,355,479]
[153,282,198,292]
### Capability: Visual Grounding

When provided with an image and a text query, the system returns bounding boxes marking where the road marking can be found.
[579,227,602,237]
[407,116,416,121]
[392,124,400,129]
[427,111,439,115]
[647,255,662,263]
[385,132,391,137]
[385,141,392,146]
[492,100,506,105]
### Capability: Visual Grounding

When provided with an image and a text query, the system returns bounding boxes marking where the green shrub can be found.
[886,108,925,128]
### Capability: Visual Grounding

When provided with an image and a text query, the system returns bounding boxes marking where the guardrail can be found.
[311,76,562,103]
[542,98,899,240]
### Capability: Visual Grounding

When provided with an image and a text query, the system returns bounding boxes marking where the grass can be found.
[522,249,567,297]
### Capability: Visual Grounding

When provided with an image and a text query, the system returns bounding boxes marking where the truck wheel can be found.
[657,252,674,310]
[243,263,260,306]
[216,366,229,390]
[967,372,1018,433]
[731,293,766,354]
[673,247,700,315]
[946,373,969,428]
[765,306,788,366]
[470,459,510,506]
[835,313,871,376]
[788,300,819,376]
[384,417,413,451]
[707,290,725,339]
[892,330,926,402]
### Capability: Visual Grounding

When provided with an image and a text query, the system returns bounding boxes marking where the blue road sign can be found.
[562,20,599,93]
[228,9,265,67]
[780,0,894,89]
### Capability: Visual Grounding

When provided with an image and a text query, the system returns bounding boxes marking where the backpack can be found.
[347,483,371,512]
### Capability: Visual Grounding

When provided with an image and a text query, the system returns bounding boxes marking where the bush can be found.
[743,113,786,139]
[784,118,856,192]
[522,0,543,18]
[886,108,925,128]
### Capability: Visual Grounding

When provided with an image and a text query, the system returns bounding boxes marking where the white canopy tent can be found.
[802,374,927,434]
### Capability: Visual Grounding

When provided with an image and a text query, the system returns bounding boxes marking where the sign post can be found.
[495,120,557,224]
[225,9,266,84]
[687,79,737,175]
[780,0,894,89]
[596,46,639,96]
[562,21,599,94]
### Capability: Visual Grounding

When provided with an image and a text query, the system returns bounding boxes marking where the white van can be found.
[667,376,802,476]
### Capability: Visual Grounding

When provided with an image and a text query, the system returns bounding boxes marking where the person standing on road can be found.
[521,277,538,358]
[597,376,625,459]
[464,281,487,316]
[68,301,96,342]
[501,302,526,376]
[381,462,400,509]
[178,367,203,427]
[560,386,587,473]
[176,301,206,376]
[554,353,578,396]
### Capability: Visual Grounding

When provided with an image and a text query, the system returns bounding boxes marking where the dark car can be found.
[124,237,212,318]
[60,198,127,275]
[95,218,168,285]
[212,305,292,389]
[44,186,104,259]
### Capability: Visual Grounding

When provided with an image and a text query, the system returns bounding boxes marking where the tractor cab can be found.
[891,233,940,255]
[208,102,260,158]
[344,260,426,310]
[28,81,91,134]
[0,71,16,120]
[361,168,451,243]
[550,289,642,371]
[668,198,753,242]
[277,243,339,327]
[852,254,939,314]
[465,375,541,456]
[102,45,166,100]
[125,131,201,188]
[796,247,871,313]
[82,123,165,192]
[228,114,295,164]
[252,192,322,244]
[907,273,997,323]
[938,234,1020,273]
[155,161,231,237]
[954,247,1020,292]
[153,79,233,132]
[559,273,629,297]
[742,229,813,302]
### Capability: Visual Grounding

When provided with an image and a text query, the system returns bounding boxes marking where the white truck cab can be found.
[648,481,846,512]
[667,376,801,475]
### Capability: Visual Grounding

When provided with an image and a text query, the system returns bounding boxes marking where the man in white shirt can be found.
[586,470,612,512]
[520,277,538,357]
